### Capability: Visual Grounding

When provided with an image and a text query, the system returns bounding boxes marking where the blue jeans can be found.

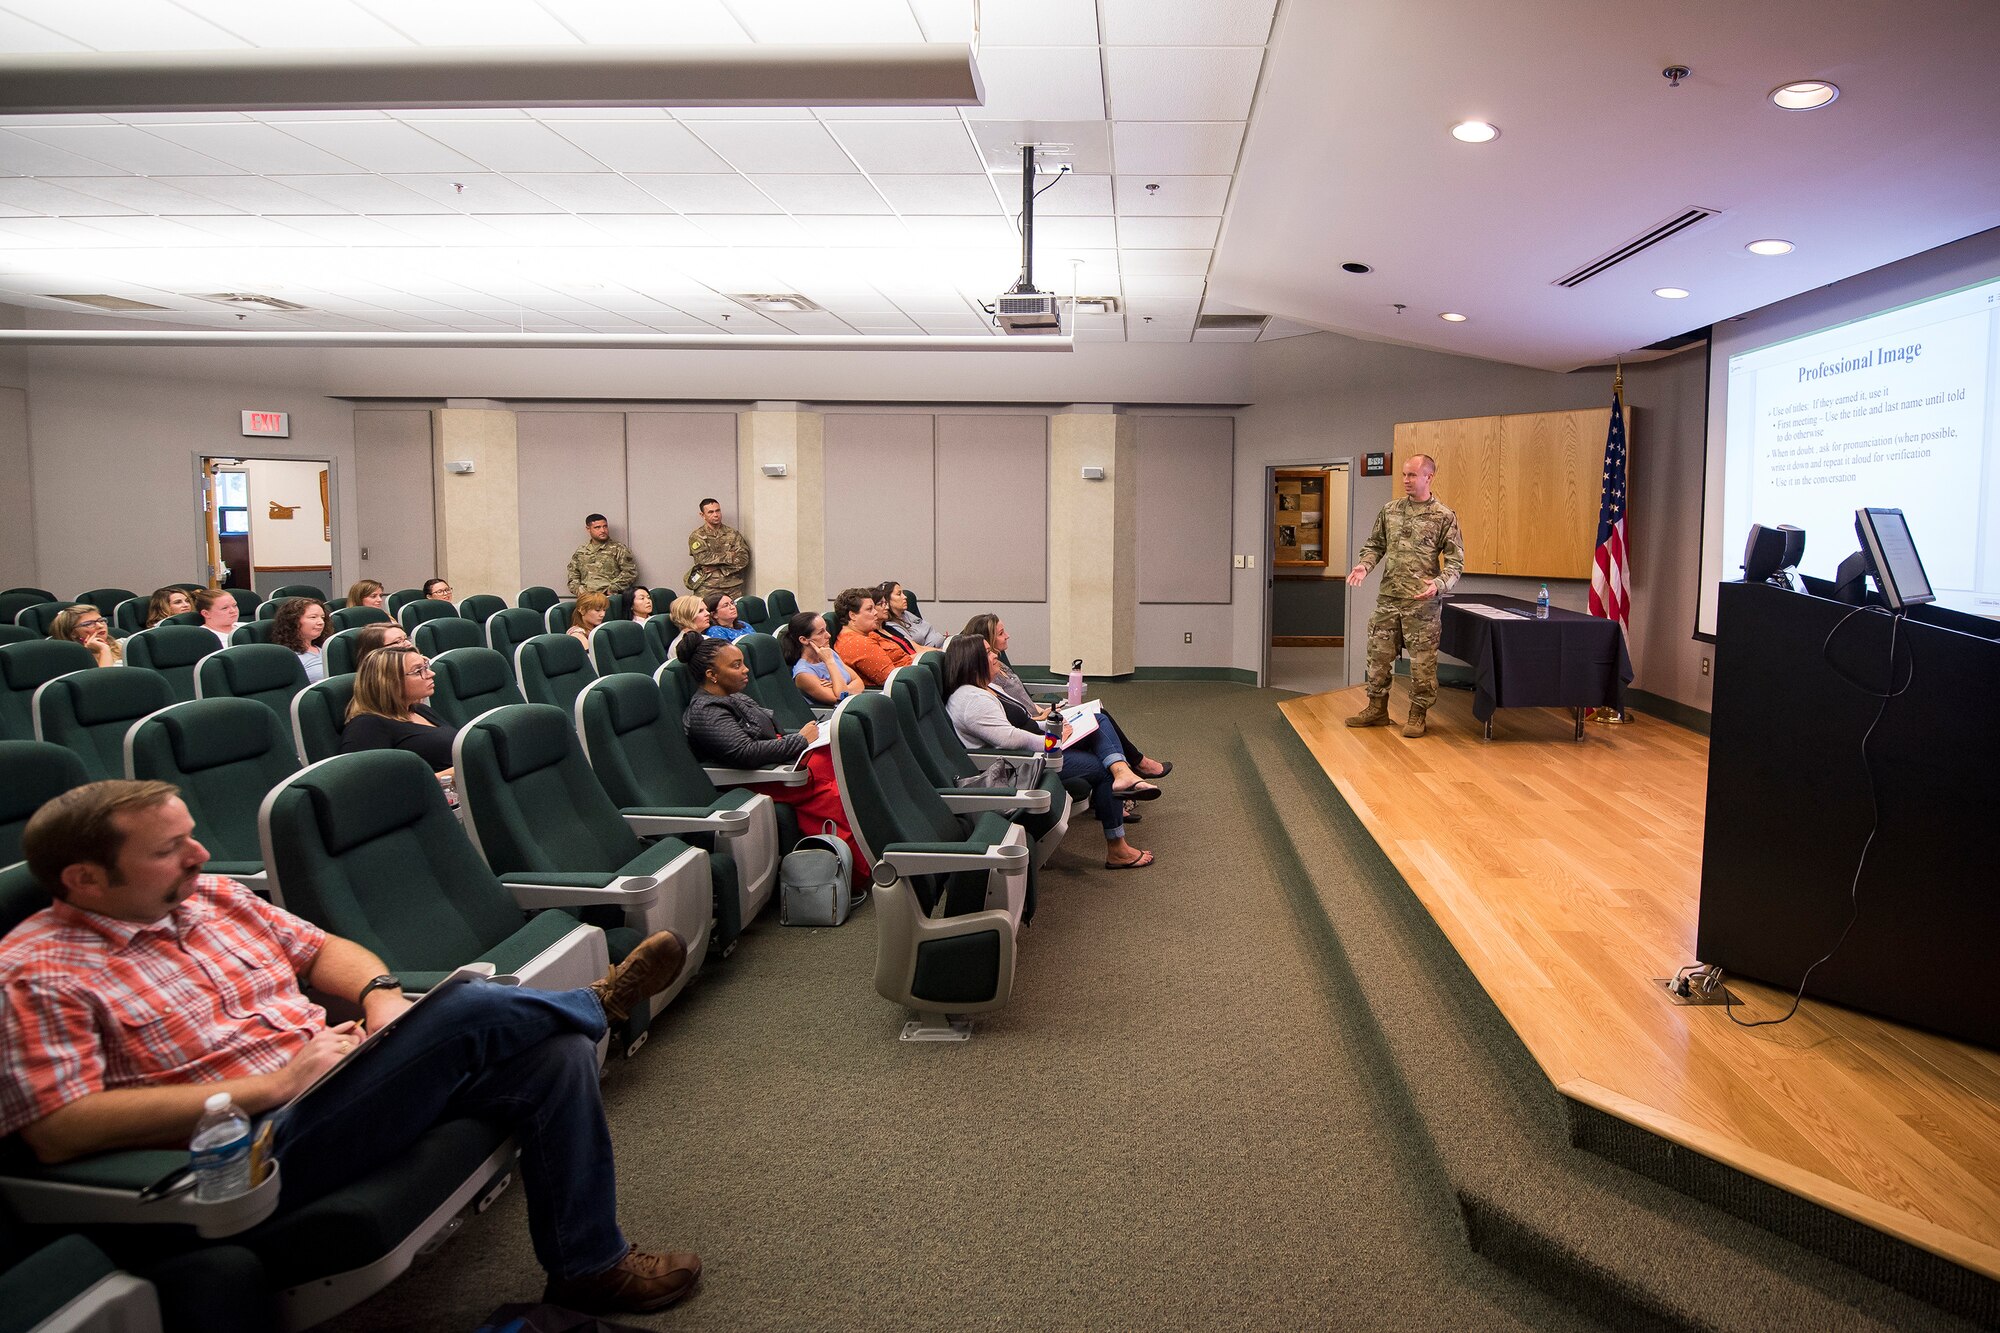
[264,983,625,1282]
[1058,719,1134,838]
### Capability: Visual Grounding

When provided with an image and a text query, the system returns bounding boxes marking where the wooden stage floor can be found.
[1279,681,2000,1283]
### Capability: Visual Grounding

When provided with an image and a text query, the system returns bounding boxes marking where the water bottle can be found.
[190,1092,253,1202]
[1536,584,1551,619]
[1066,659,1085,707]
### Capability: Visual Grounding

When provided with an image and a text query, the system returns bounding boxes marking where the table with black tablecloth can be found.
[1437,593,1633,739]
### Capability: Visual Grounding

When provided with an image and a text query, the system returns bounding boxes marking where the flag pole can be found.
[1594,358,1633,725]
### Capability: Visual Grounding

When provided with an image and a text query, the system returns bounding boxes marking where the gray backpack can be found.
[779,827,860,927]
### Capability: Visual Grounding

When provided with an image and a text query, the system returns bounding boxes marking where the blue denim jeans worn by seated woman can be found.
[261,981,627,1283]
[1057,716,1133,839]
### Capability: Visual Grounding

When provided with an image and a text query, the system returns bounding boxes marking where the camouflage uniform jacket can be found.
[566,538,638,596]
[1357,496,1465,600]
[687,523,750,594]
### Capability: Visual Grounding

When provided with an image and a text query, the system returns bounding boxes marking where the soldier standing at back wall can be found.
[1345,453,1465,738]
[686,498,750,599]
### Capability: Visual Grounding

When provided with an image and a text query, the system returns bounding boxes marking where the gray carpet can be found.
[318,682,1975,1331]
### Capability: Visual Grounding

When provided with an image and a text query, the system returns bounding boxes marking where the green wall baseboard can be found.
[1625,687,1710,735]
[1015,665,1261,686]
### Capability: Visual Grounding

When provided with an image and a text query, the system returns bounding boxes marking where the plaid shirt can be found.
[0,877,328,1138]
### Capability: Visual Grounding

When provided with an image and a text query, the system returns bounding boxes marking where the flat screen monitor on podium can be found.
[1855,507,1934,611]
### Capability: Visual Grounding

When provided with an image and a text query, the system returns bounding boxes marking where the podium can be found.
[1698,580,2000,1050]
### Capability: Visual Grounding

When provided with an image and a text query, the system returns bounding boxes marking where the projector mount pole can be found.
[1012,143,1037,295]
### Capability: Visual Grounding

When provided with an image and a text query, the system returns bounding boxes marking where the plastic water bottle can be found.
[1066,659,1085,707]
[1536,584,1551,619]
[190,1092,253,1202]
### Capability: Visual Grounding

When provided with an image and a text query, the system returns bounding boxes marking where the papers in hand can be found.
[792,726,833,769]
[1057,699,1102,749]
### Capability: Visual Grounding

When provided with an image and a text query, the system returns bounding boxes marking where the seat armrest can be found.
[620,805,753,839]
[965,747,1062,773]
[703,765,810,788]
[0,1156,282,1239]
[497,872,663,911]
[879,841,1031,878]
[935,787,1052,814]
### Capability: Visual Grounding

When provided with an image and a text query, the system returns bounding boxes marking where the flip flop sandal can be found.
[1122,801,1143,823]
[1140,760,1173,779]
[1104,850,1155,870]
[1114,782,1162,801]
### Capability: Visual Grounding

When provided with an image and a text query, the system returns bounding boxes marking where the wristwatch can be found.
[357,974,403,1005]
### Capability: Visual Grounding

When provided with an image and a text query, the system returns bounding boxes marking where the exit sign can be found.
[241,410,290,437]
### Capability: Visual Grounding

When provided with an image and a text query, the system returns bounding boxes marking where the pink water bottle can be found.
[1066,659,1085,707]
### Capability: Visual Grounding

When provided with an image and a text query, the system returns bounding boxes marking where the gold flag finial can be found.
[1614,357,1625,396]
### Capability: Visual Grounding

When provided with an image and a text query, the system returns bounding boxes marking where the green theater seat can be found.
[30,668,173,783]
[413,616,483,656]
[290,673,356,765]
[121,626,222,704]
[483,607,544,664]
[196,643,310,727]
[587,619,660,678]
[0,640,95,742]
[0,741,88,864]
[125,698,300,892]
[513,634,596,716]
[398,599,459,633]
[327,605,391,635]
[429,648,527,729]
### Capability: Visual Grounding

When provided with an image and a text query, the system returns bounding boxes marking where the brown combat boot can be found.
[588,930,687,1027]
[544,1245,702,1314]
[1402,706,1428,738]
[1346,699,1391,728]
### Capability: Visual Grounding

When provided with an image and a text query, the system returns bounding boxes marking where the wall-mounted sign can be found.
[241,410,290,438]
[1363,451,1390,477]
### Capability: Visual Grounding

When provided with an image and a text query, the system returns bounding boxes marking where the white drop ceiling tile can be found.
[386,173,565,214]
[532,108,670,122]
[167,215,315,244]
[1193,325,1263,342]
[973,0,1099,45]
[723,0,921,43]
[505,173,668,214]
[581,214,714,244]
[627,174,777,214]
[12,126,243,176]
[1073,327,1128,342]
[847,315,921,331]
[970,121,1112,174]
[872,175,1001,216]
[544,120,729,173]
[57,214,213,244]
[537,0,748,42]
[813,106,959,121]
[475,215,605,245]
[406,120,605,172]
[1116,215,1218,247]
[967,47,1106,121]
[142,124,364,175]
[1124,296,1202,319]
[374,214,506,244]
[1100,0,1277,45]
[1111,121,1245,175]
[0,130,130,177]
[251,111,392,123]
[0,9,85,50]
[349,0,577,44]
[0,217,122,243]
[1026,216,1117,248]
[748,174,891,215]
[685,121,854,173]
[276,174,446,214]
[279,121,485,173]
[692,214,810,246]
[152,175,349,214]
[826,121,985,175]
[1105,48,1264,120]
[1127,323,1194,341]
[0,178,140,216]
[1117,247,1211,276]
[169,0,412,46]
[1113,175,1230,215]
[901,216,1016,246]
[0,0,243,50]
[796,215,911,246]
[673,108,815,121]
[918,317,992,334]
[999,171,1111,216]
[764,311,856,335]
[1123,273,1206,298]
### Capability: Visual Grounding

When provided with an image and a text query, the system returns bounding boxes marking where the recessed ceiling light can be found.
[1770,81,1838,110]
[1450,121,1499,143]
[1654,287,1690,299]
[1745,239,1795,256]
[1341,262,1373,274]
[1439,312,1468,322]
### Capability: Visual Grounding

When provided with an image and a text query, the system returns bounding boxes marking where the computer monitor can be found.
[1854,508,1934,612]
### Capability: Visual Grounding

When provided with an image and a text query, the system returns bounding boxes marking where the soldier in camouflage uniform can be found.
[565,513,639,598]
[1345,454,1465,737]
[686,498,751,599]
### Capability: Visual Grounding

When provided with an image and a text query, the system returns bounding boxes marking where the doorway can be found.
[1262,459,1352,694]
[200,455,336,597]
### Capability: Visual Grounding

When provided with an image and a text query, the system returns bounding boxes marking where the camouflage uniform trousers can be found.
[1363,595,1444,710]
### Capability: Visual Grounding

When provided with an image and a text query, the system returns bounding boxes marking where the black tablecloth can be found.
[1438,594,1632,721]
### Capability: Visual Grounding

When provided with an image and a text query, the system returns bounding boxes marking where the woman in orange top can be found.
[829,586,911,687]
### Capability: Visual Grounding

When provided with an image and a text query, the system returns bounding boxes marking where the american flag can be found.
[1589,385,1631,630]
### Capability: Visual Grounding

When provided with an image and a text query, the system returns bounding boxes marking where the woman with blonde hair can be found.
[668,594,711,635]
[568,592,608,646]
[342,645,456,772]
[144,587,193,628]
[193,588,239,650]
[345,579,387,609]
[49,604,122,667]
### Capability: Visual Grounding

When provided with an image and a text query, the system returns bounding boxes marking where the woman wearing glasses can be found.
[48,604,123,667]
[342,645,456,773]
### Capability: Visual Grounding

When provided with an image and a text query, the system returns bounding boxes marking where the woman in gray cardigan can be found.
[679,633,817,768]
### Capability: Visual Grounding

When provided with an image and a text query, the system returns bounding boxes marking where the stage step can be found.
[1232,715,1984,1333]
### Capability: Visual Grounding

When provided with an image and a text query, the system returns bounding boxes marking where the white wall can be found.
[240,457,332,571]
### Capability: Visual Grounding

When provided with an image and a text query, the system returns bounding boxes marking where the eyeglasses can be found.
[405,663,434,678]
[75,618,106,631]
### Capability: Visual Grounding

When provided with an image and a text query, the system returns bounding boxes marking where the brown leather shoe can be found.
[545,1245,701,1314]
[588,930,687,1027]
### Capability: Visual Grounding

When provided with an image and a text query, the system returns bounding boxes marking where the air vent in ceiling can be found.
[196,292,311,312]
[43,294,169,312]
[1196,314,1269,331]
[727,293,823,314]
[1552,207,1721,288]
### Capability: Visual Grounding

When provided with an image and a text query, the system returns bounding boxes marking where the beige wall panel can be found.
[431,409,521,601]
[352,409,436,594]
[934,414,1048,604]
[515,412,627,592]
[822,413,935,603]
[737,409,824,604]
[0,387,34,590]
[1137,415,1233,603]
[624,411,738,597]
[1048,411,1135,675]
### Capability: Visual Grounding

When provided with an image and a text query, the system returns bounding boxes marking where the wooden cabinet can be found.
[1393,407,1623,579]
[1272,468,1330,568]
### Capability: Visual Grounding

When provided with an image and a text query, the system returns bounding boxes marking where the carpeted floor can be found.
[323,681,1612,1331]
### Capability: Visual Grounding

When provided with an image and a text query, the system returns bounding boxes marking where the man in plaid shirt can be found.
[0,780,702,1315]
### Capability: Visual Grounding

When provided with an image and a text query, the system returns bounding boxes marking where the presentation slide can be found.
[1713,271,2000,623]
